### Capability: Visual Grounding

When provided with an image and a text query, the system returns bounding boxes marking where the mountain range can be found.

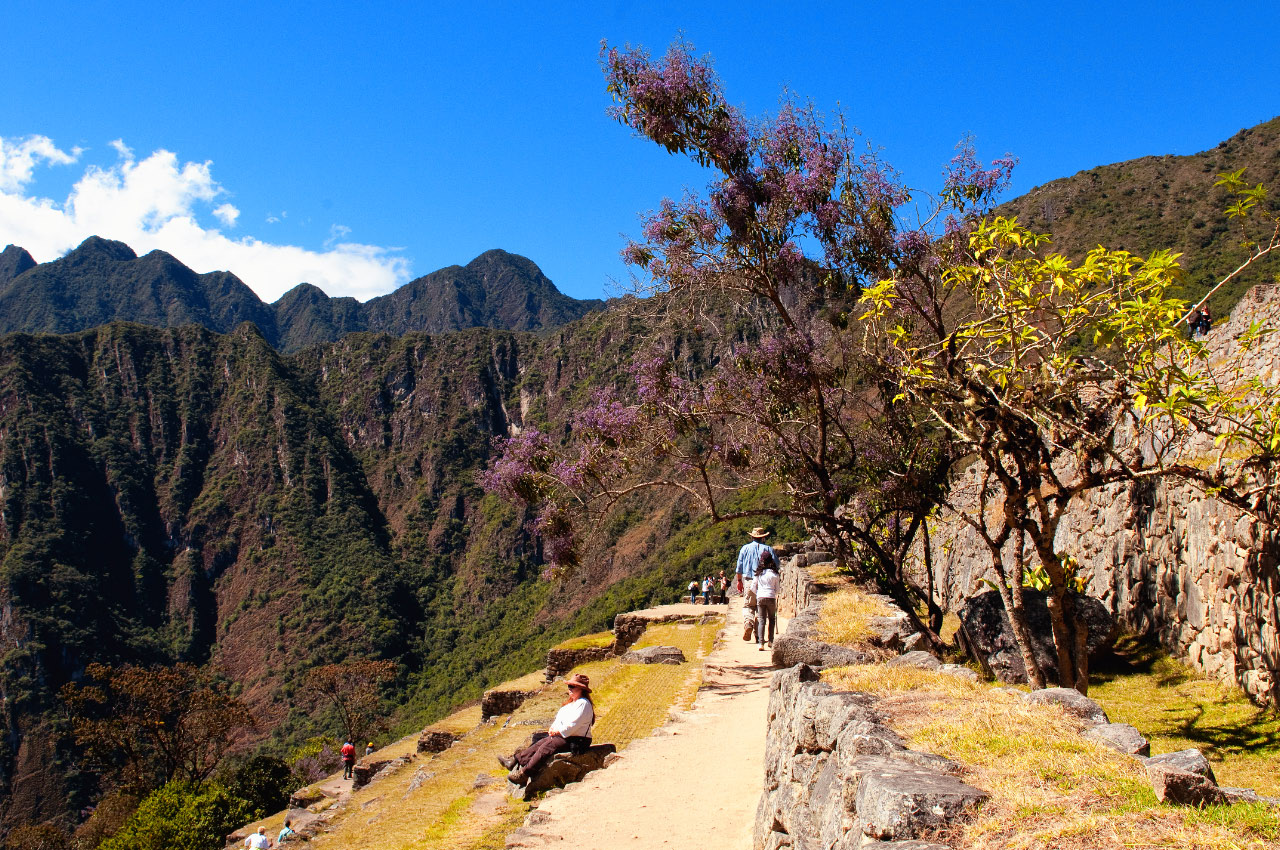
[0,240,606,353]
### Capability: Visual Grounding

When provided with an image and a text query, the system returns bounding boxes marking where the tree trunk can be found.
[1033,536,1087,694]
[989,536,1046,690]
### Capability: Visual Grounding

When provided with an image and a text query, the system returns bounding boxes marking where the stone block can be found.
[287,788,325,809]
[620,645,686,664]
[772,635,872,669]
[544,646,615,680]
[1143,748,1216,783]
[957,590,1117,684]
[849,755,989,840]
[1023,688,1110,725]
[1146,763,1224,806]
[885,651,942,671]
[1084,722,1150,756]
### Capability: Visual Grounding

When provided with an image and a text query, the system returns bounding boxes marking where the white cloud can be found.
[212,203,239,227]
[0,135,80,192]
[0,135,410,301]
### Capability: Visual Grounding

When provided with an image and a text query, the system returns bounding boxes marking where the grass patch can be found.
[1090,636,1280,796]
[552,631,615,651]
[822,664,1280,848]
[814,587,893,646]
[588,618,721,747]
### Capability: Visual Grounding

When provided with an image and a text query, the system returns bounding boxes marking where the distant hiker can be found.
[755,553,780,650]
[741,577,758,641]
[497,673,594,785]
[735,527,777,593]
[701,575,713,605]
[716,571,728,604]
[365,741,375,756]
[687,579,699,604]
[1186,307,1203,338]
[1198,304,1213,336]
[244,826,271,849]
[341,738,356,780]
[277,819,296,845]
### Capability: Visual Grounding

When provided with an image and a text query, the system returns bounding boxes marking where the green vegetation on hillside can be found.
[998,116,1280,314]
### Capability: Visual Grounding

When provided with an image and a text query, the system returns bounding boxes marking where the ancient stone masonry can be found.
[755,664,987,849]
[757,553,989,848]
[543,646,614,682]
[924,284,1280,706]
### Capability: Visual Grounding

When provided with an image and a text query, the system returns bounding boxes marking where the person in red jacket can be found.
[341,738,356,780]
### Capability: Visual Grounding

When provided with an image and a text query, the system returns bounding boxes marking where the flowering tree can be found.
[482,40,1015,643]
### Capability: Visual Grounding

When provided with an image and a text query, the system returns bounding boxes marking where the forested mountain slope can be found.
[0,304,767,834]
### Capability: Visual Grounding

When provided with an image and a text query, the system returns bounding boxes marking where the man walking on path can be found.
[735,527,776,593]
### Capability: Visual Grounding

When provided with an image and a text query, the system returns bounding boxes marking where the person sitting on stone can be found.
[497,673,595,785]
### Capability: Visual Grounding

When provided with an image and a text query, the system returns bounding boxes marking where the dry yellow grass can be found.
[285,617,721,850]
[822,665,1280,849]
[816,586,894,646]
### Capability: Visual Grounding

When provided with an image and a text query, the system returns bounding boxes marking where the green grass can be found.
[1090,636,1280,796]
[552,631,615,651]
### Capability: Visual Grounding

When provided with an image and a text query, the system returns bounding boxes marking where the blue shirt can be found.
[736,540,776,580]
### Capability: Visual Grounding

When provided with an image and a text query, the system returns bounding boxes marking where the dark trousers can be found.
[756,597,777,645]
[514,734,570,774]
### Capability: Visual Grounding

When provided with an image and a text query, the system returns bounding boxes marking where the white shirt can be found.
[245,833,270,849]
[549,697,594,737]
[756,569,780,599]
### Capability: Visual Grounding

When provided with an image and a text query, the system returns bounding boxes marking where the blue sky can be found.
[1,1,1277,302]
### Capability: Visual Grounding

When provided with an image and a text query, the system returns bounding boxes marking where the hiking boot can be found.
[497,754,516,770]
[508,766,527,785]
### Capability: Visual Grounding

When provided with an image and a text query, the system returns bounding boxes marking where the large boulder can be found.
[507,744,618,800]
[957,590,1117,684]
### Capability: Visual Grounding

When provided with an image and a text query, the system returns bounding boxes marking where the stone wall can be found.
[926,285,1280,706]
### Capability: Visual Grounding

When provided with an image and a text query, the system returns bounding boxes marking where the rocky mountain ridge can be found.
[0,238,605,353]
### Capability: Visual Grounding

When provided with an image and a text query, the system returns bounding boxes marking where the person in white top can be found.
[244,826,271,849]
[497,673,595,784]
[755,552,781,650]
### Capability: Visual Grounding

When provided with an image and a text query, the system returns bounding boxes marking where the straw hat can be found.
[566,673,592,694]
[749,527,770,539]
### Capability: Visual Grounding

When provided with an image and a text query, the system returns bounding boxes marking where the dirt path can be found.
[507,603,783,850]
